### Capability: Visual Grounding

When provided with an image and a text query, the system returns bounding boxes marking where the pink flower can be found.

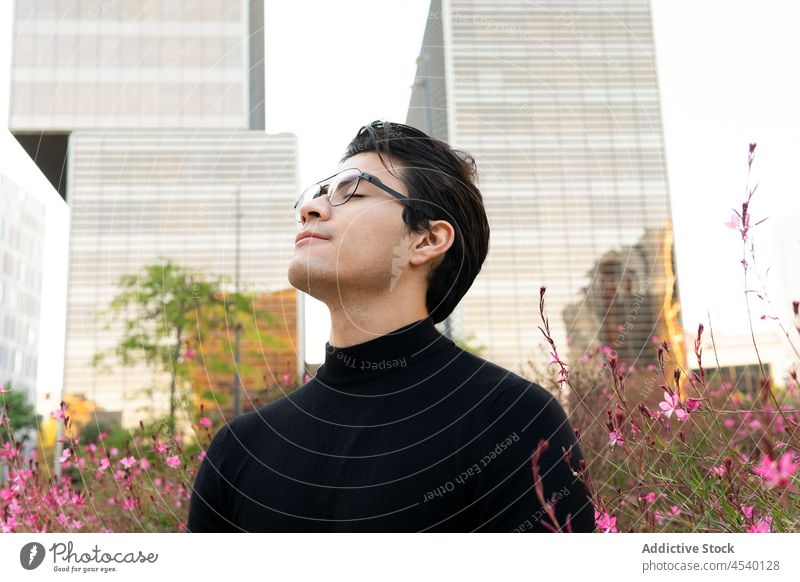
[711,465,726,478]
[685,398,701,412]
[139,457,150,470]
[643,492,657,504]
[198,450,206,462]
[752,452,799,491]
[154,443,168,454]
[165,455,181,469]
[109,447,119,457]
[669,505,682,517]
[123,497,135,511]
[546,349,569,384]
[282,372,292,385]
[740,505,754,520]
[725,212,741,230]
[609,430,624,450]
[659,391,688,420]
[595,511,618,533]
[0,442,18,460]
[0,386,8,394]
[59,449,71,464]
[97,458,111,472]
[748,516,771,533]
[303,373,312,383]
[119,456,136,469]
[197,417,212,427]
[183,348,196,360]
[50,405,66,420]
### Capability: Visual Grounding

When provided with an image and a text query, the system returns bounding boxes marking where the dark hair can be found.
[340,119,490,325]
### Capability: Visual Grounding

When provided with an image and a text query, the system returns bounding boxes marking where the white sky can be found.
[3,1,799,370]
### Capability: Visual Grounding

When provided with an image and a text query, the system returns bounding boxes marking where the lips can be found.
[295,230,330,243]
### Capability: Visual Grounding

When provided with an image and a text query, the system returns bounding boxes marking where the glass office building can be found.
[9,1,299,427]
[408,0,682,376]
[65,130,297,425]
[10,0,260,131]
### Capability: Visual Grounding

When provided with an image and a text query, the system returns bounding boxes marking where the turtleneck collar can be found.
[313,315,454,385]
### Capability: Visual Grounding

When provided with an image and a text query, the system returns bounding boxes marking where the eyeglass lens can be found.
[294,169,361,222]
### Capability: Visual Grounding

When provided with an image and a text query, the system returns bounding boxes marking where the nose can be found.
[297,193,330,226]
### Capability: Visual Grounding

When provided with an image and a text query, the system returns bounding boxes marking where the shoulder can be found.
[223,383,310,439]
[455,353,575,447]
[455,349,560,413]
[489,379,566,421]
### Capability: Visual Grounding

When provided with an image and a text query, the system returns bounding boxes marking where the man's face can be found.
[287,152,417,305]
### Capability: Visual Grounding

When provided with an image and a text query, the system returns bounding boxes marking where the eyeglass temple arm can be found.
[360,174,431,217]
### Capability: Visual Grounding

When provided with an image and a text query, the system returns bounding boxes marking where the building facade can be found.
[0,174,44,395]
[407,0,681,376]
[9,0,300,428]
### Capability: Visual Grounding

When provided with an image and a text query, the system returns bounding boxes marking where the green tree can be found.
[92,260,283,430]
[0,383,41,433]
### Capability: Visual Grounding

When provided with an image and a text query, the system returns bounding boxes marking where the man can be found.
[188,120,595,532]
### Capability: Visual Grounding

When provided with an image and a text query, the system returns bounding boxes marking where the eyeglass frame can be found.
[293,167,435,223]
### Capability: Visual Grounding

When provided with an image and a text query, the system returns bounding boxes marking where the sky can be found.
[2,1,799,370]
[648,0,800,369]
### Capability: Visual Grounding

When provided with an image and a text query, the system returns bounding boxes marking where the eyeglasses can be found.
[293,167,432,224]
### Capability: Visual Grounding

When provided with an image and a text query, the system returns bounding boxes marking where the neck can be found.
[314,312,455,386]
[327,302,430,348]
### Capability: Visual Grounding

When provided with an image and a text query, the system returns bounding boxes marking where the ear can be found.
[408,220,455,270]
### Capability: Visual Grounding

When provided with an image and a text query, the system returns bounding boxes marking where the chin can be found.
[287,264,333,298]
[287,264,310,294]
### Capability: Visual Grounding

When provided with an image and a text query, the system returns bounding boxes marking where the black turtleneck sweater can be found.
[188,315,595,532]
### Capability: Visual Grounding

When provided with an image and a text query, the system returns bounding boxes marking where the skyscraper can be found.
[407,0,681,375]
[9,0,299,427]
